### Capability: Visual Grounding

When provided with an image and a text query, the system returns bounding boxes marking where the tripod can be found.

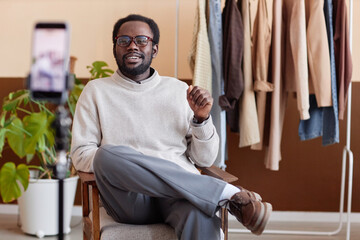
[52,105,72,240]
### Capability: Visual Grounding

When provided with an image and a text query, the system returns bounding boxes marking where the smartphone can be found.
[29,22,70,104]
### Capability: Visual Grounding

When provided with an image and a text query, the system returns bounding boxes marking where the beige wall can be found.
[1,0,359,80]
[0,0,197,79]
[351,0,360,81]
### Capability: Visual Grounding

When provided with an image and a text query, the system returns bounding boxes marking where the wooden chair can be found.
[79,165,238,240]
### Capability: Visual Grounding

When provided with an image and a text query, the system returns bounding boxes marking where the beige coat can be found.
[283,0,310,120]
[305,0,332,107]
[263,0,288,171]
[238,0,260,148]
[250,0,274,151]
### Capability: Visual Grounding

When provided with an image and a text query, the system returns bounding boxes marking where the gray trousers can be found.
[93,145,227,240]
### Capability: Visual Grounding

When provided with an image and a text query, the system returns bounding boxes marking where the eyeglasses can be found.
[115,35,153,47]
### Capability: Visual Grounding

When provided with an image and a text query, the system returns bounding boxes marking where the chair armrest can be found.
[78,171,96,184]
[197,165,238,183]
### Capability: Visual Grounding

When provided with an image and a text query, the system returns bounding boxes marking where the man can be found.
[71,14,272,240]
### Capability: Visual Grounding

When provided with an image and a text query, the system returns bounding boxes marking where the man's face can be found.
[114,21,158,81]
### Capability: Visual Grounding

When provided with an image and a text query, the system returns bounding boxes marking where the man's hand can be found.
[187,85,213,123]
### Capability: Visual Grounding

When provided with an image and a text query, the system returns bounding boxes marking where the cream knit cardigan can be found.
[188,0,212,93]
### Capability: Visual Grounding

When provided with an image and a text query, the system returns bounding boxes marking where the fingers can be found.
[187,85,213,107]
[187,85,193,100]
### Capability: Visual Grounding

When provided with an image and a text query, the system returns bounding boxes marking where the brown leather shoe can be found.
[237,186,262,201]
[228,191,272,235]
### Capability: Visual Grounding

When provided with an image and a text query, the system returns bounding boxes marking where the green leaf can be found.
[72,83,84,97]
[23,112,54,155]
[2,90,29,113]
[37,135,46,152]
[26,154,34,164]
[0,114,7,157]
[87,61,114,80]
[5,118,26,158]
[3,115,16,128]
[73,74,82,85]
[23,96,29,106]
[0,112,5,126]
[0,162,29,203]
[0,128,7,157]
[3,101,18,112]
[45,115,55,146]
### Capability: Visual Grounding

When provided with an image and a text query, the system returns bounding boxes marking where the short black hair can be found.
[112,14,160,47]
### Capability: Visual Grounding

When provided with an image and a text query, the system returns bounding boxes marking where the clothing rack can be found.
[174,0,355,239]
[226,0,355,239]
[174,0,179,79]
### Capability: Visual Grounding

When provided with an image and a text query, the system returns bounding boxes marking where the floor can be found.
[0,214,359,240]
[227,220,360,240]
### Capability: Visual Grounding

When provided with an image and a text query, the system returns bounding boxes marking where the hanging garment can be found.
[298,95,324,141]
[333,0,353,120]
[322,0,339,145]
[219,0,244,132]
[305,0,332,107]
[188,0,212,93]
[207,0,227,168]
[282,0,310,120]
[237,0,260,148]
[263,0,288,171]
[298,0,340,146]
[250,0,274,151]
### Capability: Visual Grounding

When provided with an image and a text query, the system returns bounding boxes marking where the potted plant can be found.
[0,60,113,237]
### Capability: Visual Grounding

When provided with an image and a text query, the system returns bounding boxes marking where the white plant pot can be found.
[17,175,79,238]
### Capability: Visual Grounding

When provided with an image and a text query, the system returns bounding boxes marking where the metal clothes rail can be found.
[174,1,355,239]
[228,0,355,239]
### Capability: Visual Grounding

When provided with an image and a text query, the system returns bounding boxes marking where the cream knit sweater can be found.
[188,0,212,93]
[70,70,219,174]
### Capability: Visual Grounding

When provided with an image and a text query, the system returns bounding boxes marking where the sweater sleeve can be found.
[186,116,219,167]
[70,84,101,172]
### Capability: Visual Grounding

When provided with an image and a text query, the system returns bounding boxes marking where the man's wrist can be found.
[193,115,209,124]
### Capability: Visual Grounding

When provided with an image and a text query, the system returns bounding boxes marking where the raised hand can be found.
[186,85,213,123]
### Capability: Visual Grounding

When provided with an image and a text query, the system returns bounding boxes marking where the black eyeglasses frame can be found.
[115,35,153,47]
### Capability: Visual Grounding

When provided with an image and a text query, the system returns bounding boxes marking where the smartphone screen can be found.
[30,23,69,102]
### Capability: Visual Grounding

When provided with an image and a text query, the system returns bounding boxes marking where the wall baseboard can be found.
[1,204,359,223]
[228,210,360,223]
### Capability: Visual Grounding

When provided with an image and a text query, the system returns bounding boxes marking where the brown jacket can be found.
[219,0,244,132]
[333,0,353,119]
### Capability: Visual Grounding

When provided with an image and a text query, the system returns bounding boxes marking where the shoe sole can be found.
[251,202,272,235]
[250,191,262,201]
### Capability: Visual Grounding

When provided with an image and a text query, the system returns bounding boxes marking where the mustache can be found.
[123,52,145,60]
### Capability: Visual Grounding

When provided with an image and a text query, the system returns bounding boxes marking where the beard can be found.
[116,52,153,77]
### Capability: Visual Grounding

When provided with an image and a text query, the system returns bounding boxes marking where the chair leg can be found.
[92,186,101,240]
[221,207,228,240]
[81,182,90,240]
